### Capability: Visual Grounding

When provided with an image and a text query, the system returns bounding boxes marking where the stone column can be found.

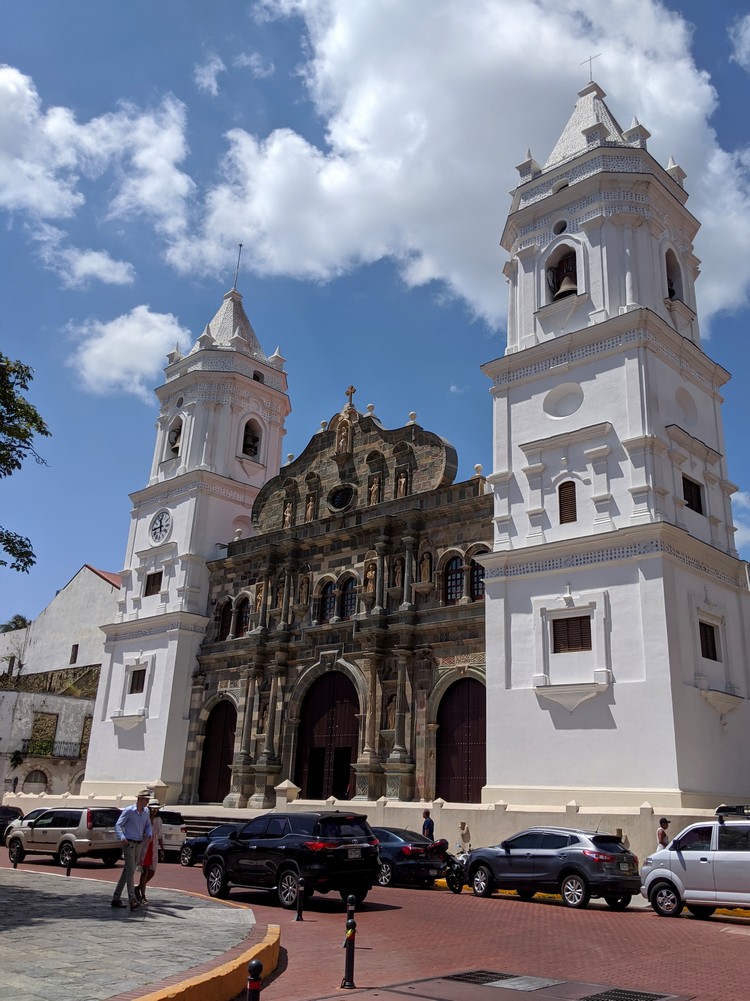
[257,571,270,631]
[384,652,415,800]
[460,561,472,604]
[373,543,386,614]
[280,564,292,629]
[400,536,415,611]
[354,655,383,799]
[224,667,259,809]
[251,666,283,808]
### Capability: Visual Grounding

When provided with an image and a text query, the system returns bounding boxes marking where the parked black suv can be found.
[0,806,23,845]
[203,811,380,908]
[465,826,640,909]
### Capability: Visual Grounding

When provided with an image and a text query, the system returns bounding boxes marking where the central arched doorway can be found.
[295,671,359,799]
[198,700,237,803]
[435,677,486,803]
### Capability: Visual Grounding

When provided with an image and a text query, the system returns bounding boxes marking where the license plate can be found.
[429,868,437,875]
[619,862,631,871]
[348,847,362,859]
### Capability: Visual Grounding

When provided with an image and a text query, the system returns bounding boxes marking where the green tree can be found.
[1,614,31,633]
[0,354,50,572]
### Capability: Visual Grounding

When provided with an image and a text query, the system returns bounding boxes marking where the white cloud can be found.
[166,0,750,333]
[67,306,192,403]
[732,490,750,556]
[729,14,750,71]
[234,52,275,78]
[449,384,466,394]
[32,224,135,287]
[194,55,227,96]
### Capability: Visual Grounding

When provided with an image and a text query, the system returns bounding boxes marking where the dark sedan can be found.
[180,823,242,866]
[465,826,640,909]
[371,827,447,887]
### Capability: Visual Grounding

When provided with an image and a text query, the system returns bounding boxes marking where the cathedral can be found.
[80,81,750,816]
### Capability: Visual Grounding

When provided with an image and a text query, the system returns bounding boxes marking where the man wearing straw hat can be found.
[111,790,152,911]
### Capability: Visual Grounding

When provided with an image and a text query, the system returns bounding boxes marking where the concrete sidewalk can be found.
[0,867,279,1001]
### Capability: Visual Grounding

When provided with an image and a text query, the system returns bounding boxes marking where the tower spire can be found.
[232,243,243,291]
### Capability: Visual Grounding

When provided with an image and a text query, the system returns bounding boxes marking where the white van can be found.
[641,805,750,918]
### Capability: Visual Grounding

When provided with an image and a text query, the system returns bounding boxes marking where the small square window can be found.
[144,571,163,597]
[683,476,704,515]
[129,668,146,695]
[552,616,592,653]
[69,644,79,664]
[699,621,719,661]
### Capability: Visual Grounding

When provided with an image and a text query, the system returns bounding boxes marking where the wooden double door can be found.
[435,678,486,803]
[198,700,237,803]
[295,672,359,800]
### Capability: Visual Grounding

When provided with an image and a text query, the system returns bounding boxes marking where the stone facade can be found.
[181,399,492,807]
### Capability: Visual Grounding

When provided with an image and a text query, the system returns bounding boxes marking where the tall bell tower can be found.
[482,83,750,810]
[82,287,290,801]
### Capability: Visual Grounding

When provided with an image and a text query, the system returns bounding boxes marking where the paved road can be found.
[3,853,750,1000]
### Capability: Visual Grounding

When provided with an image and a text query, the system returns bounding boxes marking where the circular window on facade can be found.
[543,382,584,418]
[328,484,355,511]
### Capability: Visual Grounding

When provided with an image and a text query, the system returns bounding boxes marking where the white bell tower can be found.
[482,83,750,810]
[82,287,290,801]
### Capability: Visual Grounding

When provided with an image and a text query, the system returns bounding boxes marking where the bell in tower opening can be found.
[547,251,578,301]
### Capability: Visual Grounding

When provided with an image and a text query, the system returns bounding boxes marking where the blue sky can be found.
[2,0,750,621]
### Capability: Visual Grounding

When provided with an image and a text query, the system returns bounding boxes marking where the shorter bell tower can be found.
[82,286,290,802]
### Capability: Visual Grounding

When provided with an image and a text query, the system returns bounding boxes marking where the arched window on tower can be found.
[470,559,485,601]
[546,248,578,303]
[319,582,336,624]
[444,556,463,605]
[167,418,183,458]
[341,577,357,620]
[217,601,233,641]
[558,481,577,525]
[236,597,250,637]
[242,420,261,459]
[665,249,683,302]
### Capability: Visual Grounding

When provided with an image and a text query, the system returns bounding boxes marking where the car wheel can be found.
[180,845,194,867]
[57,843,78,868]
[603,893,632,911]
[560,873,590,909]
[206,862,230,899]
[471,864,494,897]
[517,889,536,902]
[649,880,683,917]
[101,851,121,868]
[446,868,464,894]
[278,868,302,909]
[339,885,369,906]
[686,905,715,919]
[7,838,25,864]
[377,861,394,887]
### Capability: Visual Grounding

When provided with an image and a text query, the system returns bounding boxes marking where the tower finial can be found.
[580,53,601,82]
[232,243,243,291]
[345,384,356,407]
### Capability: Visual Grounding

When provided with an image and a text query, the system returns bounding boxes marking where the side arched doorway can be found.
[435,678,486,803]
[295,672,359,800]
[198,700,237,803]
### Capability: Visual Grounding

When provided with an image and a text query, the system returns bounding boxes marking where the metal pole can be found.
[341,916,357,989]
[346,893,356,921]
[246,959,263,1001]
[295,877,305,921]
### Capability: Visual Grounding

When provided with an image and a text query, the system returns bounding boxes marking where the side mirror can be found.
[500,841,509,852]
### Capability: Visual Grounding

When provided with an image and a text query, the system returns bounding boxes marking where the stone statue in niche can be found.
[276,578,285,608]
[254,583,264,613]
[369,476,380,505]
[257,703,268,733]
[393,558,404,588]
[337,420,350,453]
[420,552,431,582]
[299,576,310,605]
[365,562,376,593]
[283,500,293,528]
[305,494,315,522]
[385,695,396,730]
[396,470,407,498]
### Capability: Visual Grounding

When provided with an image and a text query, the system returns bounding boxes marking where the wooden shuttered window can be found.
[683,475,703,515]
[558,481,577,524]
[699,621,718,661]
[552,615,592,653]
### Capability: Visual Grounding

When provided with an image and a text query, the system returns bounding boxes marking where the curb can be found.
[137,922,281,1001]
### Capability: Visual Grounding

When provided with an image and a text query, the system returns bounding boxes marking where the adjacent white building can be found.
[81,288,290,802]
[481,82,750,810]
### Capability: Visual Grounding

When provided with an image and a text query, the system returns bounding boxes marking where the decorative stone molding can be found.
[533,679,611,711]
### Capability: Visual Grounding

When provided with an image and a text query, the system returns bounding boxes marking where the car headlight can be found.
[642,857,653,868]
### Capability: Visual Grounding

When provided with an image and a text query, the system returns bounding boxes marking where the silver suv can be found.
[641,805,750,918]
[6,807,122,868]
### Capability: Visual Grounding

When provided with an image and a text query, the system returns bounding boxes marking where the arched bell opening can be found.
[665,248,684,302]
[546,247,578,302]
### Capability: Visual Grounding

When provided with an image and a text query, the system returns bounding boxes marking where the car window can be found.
[718,825,750,851]
[374,830,395,843]
[677,825,713,852]
[32,812,57,829]
[541,832,570,850]
[159,812,184,826]
[316,817,372,839]
[210,825,237,839]
[506,832,543,850]
[91,809,120,828]
[402,830,430,843]
[590,836,629,854]
[240,817,269,839]
[264,817,290,839]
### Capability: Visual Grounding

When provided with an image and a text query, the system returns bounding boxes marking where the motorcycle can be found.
[431,839,468,894]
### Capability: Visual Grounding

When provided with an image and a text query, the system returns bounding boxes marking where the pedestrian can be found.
[421,809,434,841]
[111,790,153,911]
[656,817,671,850]
[136,800,165,904]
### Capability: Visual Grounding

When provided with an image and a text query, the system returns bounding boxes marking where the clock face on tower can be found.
[149,509,172,544]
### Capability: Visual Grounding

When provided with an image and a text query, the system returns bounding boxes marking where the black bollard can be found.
[66,861,72,878]
[246,958,263,1001]
[295,877,305,921]
[12,858,17,869]
[346,893,356,921]
[341,916,357,989]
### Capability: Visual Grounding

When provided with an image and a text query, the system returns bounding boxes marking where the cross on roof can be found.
[580,53,601,82]
[345,385,356,406]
